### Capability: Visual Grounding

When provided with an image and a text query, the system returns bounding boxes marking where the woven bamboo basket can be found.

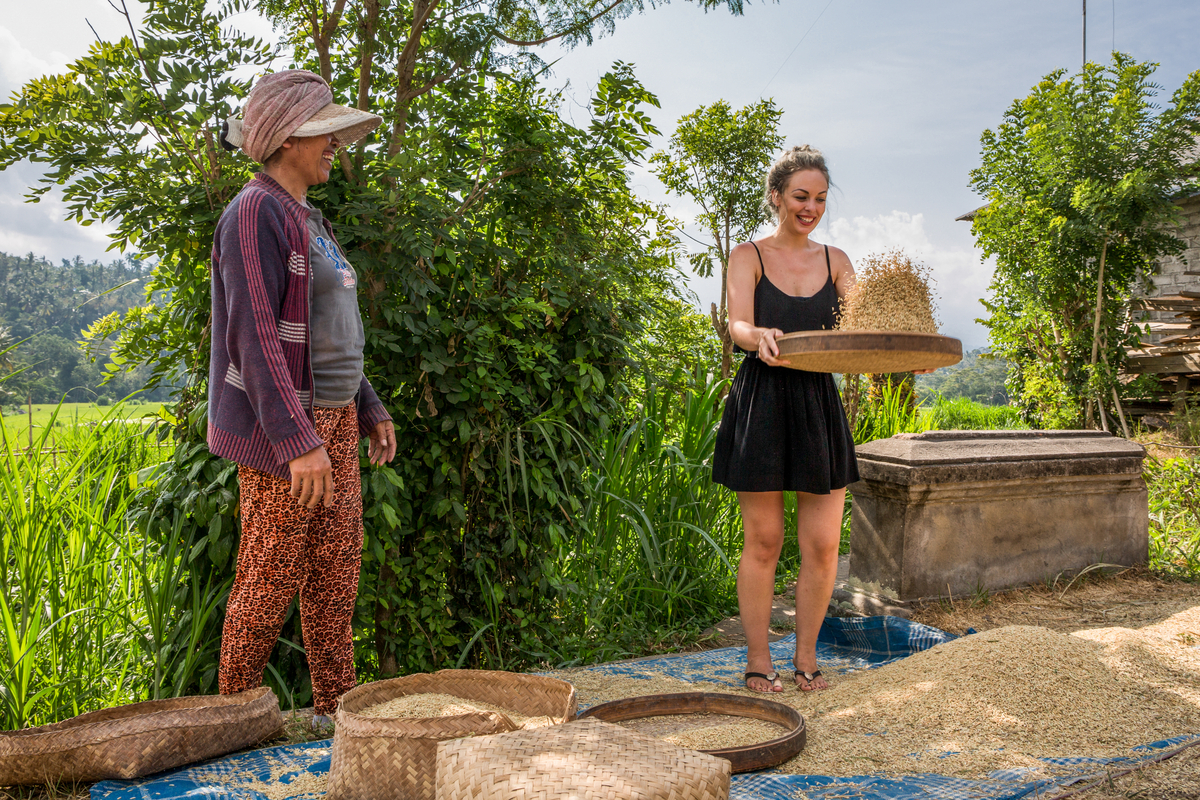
[774,330,962,374]
[435,716,731,800]
[0,687,282,786]
[327,669,577,800]
[578,692,805,773]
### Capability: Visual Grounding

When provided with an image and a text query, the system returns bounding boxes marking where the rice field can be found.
[0,402,166,443]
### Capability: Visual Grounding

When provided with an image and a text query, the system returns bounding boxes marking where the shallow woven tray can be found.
[435,716,730,800]
[327,669,576,800]
[0,687,282,786]
[578,692,805,773]
[774,330,962,374]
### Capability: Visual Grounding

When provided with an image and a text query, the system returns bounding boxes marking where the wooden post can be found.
[1173,375,1192,417]
[1112,386,1131,439]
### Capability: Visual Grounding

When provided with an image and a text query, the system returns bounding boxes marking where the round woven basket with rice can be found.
[326,669,576,800]
[777,248,962,374]
[0,687,283,786]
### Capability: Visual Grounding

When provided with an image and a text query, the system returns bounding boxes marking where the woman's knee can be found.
[800,536,840,570]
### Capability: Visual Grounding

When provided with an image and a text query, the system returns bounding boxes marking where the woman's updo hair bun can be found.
[764,145,831,218]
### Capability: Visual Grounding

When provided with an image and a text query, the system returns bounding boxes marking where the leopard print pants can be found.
[219,403,363,715]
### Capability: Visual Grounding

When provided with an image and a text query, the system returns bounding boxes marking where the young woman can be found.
[712,145,858,693]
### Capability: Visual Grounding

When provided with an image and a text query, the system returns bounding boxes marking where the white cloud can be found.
[0,163,117,263]
[826,211,993,350]
[0,25,69,99]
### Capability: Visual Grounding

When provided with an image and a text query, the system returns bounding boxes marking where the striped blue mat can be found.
[90,616,1198,800]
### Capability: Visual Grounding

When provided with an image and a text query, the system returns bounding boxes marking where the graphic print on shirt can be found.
[314,235,356,288]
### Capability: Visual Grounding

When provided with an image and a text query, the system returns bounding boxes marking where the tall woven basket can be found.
[327,670,577,800]
[0,687,282,786]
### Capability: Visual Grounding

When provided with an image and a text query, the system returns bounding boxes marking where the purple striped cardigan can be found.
[208,173,391,480]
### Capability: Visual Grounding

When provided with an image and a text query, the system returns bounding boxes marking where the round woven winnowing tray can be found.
[577,692,805,773]
[774,330,962,374]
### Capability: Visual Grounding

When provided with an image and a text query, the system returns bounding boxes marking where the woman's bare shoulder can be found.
[729,241,763,273]
[825,244,855,275]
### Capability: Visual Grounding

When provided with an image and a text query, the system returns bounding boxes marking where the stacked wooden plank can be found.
[1126,291,1200,375]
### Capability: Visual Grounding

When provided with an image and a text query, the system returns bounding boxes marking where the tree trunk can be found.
[374,560,399,677]
[1086,234,1110,428]
[710,301,732,396]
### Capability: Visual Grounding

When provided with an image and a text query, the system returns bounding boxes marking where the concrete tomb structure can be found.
[848,430,1148,601]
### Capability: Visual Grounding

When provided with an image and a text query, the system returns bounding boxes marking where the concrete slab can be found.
[849,430,1148,601]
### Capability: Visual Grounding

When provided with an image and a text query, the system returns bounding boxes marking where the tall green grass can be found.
[1145,456,1200,579]
[923,395,1027,431]
[0,403,216,730]
[852,379,930,443]
[563,374,742,644]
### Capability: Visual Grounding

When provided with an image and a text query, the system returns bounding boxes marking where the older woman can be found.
[210,70,395,727]
[712,145,858,693]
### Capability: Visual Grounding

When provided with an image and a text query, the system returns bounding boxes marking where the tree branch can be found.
[108,0,214,209]
[390,0,442,154]
[495,0,626,47]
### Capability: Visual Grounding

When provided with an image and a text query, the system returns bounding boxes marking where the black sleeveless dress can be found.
[711,243,859,493]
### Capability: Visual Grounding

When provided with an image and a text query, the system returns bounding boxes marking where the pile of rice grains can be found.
[837,248,939,334]
[202,746,330,800]
[549,613,1200,781]
[356,692,556,730]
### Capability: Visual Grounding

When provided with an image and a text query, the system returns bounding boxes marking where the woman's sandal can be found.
[794,667,824,692]
[744,670,784,693]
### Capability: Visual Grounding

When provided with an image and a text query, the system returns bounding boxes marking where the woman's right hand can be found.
[289,445,334,509]
[758,327,786,366]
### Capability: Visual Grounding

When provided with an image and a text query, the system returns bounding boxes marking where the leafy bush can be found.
[1145,456,1200,580]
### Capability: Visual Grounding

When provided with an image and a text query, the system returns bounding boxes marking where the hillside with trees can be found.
[0,251,171,405]
[915,348,1010,405]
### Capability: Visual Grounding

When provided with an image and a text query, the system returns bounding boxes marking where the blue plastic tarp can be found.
[90,616,1199,800]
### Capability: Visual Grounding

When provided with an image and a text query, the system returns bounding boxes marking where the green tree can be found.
[649,99,783,381]
[0,0,749,686]
[970,54,1200,430]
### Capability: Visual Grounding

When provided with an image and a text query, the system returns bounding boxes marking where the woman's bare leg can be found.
[736,491,785,692]
[793,488,845,690]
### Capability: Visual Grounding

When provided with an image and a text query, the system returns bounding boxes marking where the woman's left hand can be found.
[368,420,396,466]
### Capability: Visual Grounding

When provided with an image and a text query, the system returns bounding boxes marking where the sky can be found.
[3,1,1200,349]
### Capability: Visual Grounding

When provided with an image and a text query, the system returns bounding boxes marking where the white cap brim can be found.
[292,103,383,145]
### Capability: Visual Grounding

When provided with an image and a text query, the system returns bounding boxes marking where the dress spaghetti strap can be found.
[824,244,831,279]
[750,241,765,281]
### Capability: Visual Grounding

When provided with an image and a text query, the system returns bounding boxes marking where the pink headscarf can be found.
[240,70,332,164]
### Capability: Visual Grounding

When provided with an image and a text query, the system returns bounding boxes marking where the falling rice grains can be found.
[838,249,939,334]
